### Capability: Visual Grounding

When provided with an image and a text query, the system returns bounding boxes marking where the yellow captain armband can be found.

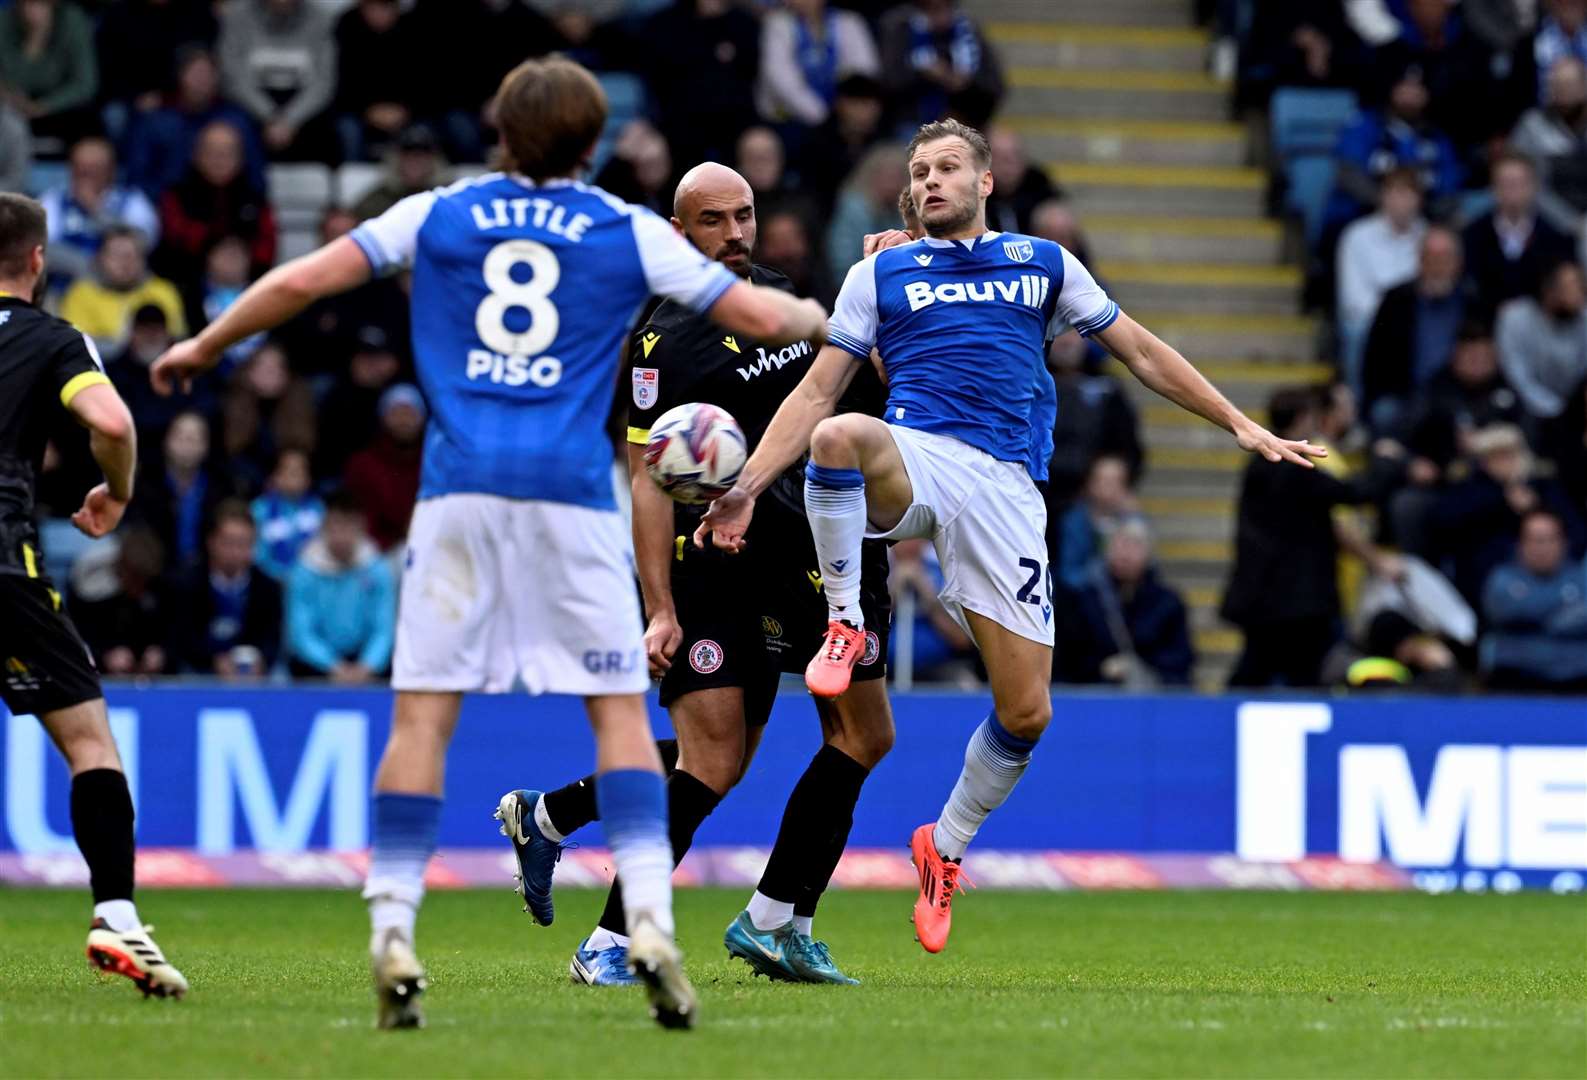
[59,371,111,407]
[627,426,651,446]
[674,535,686,562]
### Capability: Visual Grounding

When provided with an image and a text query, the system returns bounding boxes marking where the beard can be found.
[921,194,979,237]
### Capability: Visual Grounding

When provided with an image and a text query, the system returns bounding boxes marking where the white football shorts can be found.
[392,493,648,695]
[867,425,1054,647]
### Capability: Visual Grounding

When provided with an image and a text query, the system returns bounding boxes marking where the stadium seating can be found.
[1269,88,1358,249]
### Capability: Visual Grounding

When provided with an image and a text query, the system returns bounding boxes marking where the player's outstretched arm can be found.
[1094,313,1327,469]
[628,443,684,675]
[707,280,828,350]
[149,237,373,395]
[66,382,136,536]
[695,343,860,552]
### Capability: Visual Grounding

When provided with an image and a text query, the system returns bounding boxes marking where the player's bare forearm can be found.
[198,238,371,362]
[737,345,859,497]
[69,384,136,500]
[708,281,828,349]
[90,428,136,502]
[1096,313,1326,468]
[628,444,676,615]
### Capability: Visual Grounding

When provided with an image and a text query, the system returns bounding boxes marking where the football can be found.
[643,402,748,505]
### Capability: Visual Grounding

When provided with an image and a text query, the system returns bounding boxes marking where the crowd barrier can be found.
[2,686,1582,892]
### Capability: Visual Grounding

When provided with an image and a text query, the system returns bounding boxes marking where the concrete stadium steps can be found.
[1099,262,1301,315]
[1086,215,1281,264]
[968,0,1194,28]
[1055,163,1265,217]
[1008,69,1230,122]
[987,23,1207,72]
[1011,118,1246,167]
[1123,312,1317,361]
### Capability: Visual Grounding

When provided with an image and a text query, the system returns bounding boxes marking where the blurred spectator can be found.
[1331,607,1464,690]
[878,0,1004,129]
[0,102,32,192]
[888,539,979,686]
[1055,454,1139,592]
[756,209,825,302]
[252,447,322,582]
[316,325,402,477]
[279,208,408,377]
[643,0,761,166]
[1481,509,1587,690]
[0,0,98,148]
[130,410,225,568]
[167,499,282,677]
[217,0,337,161]
[286,491,396,683]
[1323,64,1461,241]
[1402,320,1531,483]
[1372,0,1507,150]
[1510,57,1587,233]
[1238,0,1364,106]
[1496,258,1587,418]
[1055,519,1194,688]
[352,125,445,220]
[334,0,420,163]
[95,0,217,137]
[1336,167,1426,389]
[736,126,818,228]
[1466,0,1539,56]
[344,383,424,551]
[105,304,214,448]
[59,226,186,354]
[221,341,317,494]
[39,136,160,284]
[1028,198,1098,271]
[122,46,266,198]
[1045,329,1142,508]
[985,125,1058,235]
[800,73,888,208]
[593,119,673,216]
[404,0,563,165]
[156,119,277,282]
[1362,225,1468,432]
[756,0,879,128]
[1222,387,1401,688]
[825,143,908,283]
[187,234,263,370]
[1532,0,1587,102]
[68,526,171,677]
[1430,422,1586,604]
[1462,153,1574,318]
[1541,374,1587,506]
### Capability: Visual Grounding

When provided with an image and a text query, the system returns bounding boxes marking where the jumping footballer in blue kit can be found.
[150,58,828,1031]
[699,118,1326,955]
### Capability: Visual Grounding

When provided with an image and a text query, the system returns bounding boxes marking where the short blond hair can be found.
[905,118,990,169]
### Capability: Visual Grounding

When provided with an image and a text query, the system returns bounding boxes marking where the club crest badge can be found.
[690,639,724,674]
[860,630,881,666]
[1003,239,1034,264]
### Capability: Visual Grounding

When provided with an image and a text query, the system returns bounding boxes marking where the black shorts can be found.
[658,499,891,721]
[0,573,101,716]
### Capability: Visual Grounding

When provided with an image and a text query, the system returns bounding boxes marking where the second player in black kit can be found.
[627,264,892,717]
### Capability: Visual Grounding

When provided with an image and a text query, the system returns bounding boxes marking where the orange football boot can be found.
[804,620,865,698]
[909,823,972,954]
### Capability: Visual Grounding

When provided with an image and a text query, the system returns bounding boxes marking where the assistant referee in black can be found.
[0,193,187,998]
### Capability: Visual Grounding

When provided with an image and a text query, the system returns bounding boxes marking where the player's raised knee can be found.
[810,414,874,468]
[997,696,1052,742]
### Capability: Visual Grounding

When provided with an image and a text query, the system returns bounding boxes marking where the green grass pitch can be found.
[2,887,1582,1078]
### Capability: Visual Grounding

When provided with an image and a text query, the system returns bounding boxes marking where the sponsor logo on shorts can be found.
[860,630,881,667]
[690,639,724,674]
[584,649,639,674]
[761,616,783,639]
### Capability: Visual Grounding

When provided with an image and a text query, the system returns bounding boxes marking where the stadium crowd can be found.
[4,0,1582,694]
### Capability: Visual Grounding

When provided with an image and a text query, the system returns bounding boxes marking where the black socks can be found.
[541,738,680,837]
[596,769,722,935]
[70,768,136,904]
[757,744,870,912]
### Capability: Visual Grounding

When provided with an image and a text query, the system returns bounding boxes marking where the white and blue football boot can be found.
[494,789,565,926]
[722,910,804,982]
[569,935,642,987]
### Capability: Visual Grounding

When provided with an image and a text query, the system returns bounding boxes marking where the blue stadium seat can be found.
[592,73,649,175]
[1269,88,1358,160]
[26,162,66,198]
[1283,155,1338,250]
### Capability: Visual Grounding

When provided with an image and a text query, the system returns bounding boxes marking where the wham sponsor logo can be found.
[735,339,812,381]
[904,275,1050,313]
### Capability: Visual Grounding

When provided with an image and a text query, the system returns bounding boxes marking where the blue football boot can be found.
[569,936,642,987]
[723,910,804,982]
[789,933,861,986]
[494,789,565,926]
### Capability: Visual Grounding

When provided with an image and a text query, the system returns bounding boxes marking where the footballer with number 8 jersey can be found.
[149,58,828,1031]
[496,163,894,988]
[699,118,1327,954]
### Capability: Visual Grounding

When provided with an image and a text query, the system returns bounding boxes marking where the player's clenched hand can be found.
[695,485,755,553]
[149,339,216,396]
[1234,421,1328,469]
[862,229,914,257]
[71,483,127,538]
[643,610,683,677]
